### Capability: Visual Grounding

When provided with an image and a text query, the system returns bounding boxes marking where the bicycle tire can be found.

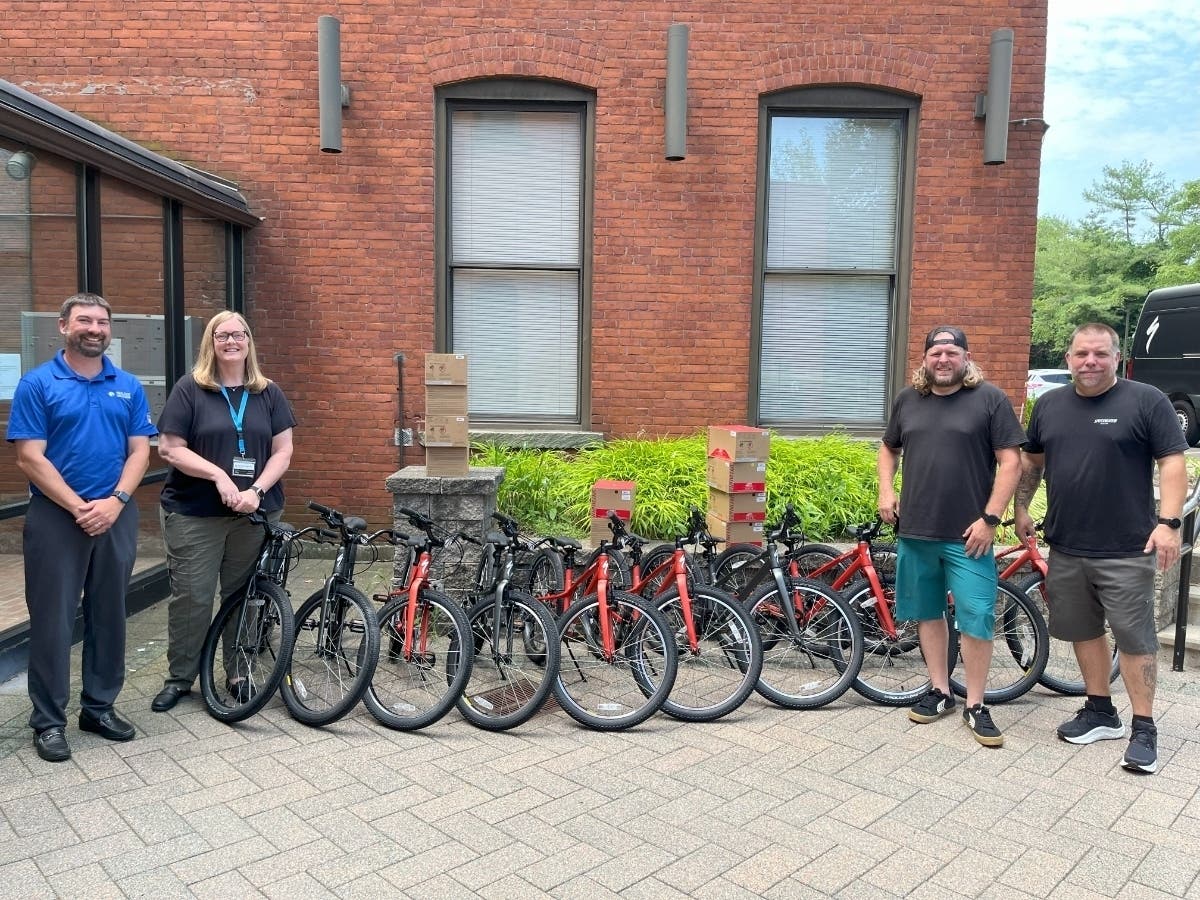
[526,547,566,599]
[845,575,959,706]
[280,584,380,726]
[553,589,678,730]
[744,576,864,709]
[473,544,498,598]
[364,587,473,730]
[948,578,1049,704]
[582,545,632,593]
[1016,573,1119,695]
[711,543,768,599]
[637,545,703,600]
[788,543,843,581]
[457,589,559,731]
[199,578,295,723]
[649,584,763,722]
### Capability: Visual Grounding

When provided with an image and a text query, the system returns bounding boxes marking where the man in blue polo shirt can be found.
[7,293,156,762]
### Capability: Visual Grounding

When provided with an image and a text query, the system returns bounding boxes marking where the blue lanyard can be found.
[220,386,250,457]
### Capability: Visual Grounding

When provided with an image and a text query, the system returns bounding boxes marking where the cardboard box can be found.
[590,517,625,547]
[708,488,767,522]
[423,415,469,447]
[706,512,765,546]
[706,425,770,462]
[425,353,468,385]
[425,384,469,416]
[591,480,635,519]
[706,458,767,493]
[425,445,470,477]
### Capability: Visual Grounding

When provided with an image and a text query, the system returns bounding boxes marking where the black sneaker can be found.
[963,703,1004,747]
[908,688,955,723]
[1057,702,1125,745]
[1122,722,1158,774]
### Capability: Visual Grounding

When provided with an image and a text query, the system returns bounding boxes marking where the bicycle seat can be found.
[547,536,581,551]
[485,530,508,545]
[345,516,368,534]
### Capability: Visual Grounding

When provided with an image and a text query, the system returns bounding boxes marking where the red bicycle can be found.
[994,521,1119,695]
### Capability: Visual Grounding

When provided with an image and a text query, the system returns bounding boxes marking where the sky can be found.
[1038,0,1200,223]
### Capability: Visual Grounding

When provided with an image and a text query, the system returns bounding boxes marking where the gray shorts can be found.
[1044,549,1158,655]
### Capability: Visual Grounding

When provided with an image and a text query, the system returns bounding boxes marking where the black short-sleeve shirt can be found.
[1025,378,1187,556]
[158,374,296,516]
[882,382,1025,541]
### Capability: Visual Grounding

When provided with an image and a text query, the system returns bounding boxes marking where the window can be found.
[754,88,916,429]
[438,82,594,425]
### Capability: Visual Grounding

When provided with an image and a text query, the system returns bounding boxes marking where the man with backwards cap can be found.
[877,325,1025,746]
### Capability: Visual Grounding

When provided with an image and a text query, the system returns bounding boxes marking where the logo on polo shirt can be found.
[109,390,133,400]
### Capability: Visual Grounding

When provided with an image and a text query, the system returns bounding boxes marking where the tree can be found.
[1082,160,1176,243]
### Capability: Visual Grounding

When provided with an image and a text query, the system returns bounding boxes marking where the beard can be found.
[67,331,110,358]
[928,363,967,387]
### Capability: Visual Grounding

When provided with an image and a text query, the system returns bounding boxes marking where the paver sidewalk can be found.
[1,572,1198,898]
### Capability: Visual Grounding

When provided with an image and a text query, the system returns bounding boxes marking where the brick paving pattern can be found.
[1,559,1198,898]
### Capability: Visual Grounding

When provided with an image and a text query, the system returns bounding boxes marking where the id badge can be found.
[231,456,257,479]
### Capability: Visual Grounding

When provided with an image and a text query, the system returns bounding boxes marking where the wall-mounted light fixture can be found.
[318,15,351,153]
[665,24,689,161]
[974,27,1014,165]
[5,150,36,180]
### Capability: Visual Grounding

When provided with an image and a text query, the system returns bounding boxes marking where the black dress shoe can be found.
[151,685,191,712]
[78,709,136,742]
[34,726,71,762]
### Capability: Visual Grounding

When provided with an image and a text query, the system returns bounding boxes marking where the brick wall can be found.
[1,1,1047,523]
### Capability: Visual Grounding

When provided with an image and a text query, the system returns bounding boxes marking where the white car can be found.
[1026,369,1072,400]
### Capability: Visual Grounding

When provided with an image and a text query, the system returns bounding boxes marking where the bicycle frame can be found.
[996,534,1049,580]
[629,547,700,653]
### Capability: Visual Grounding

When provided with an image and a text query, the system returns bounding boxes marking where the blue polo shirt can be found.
[6,350,157,500]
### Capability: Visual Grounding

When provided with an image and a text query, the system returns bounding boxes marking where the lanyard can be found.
[220,386,250,457]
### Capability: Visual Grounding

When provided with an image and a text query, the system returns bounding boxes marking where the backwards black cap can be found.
[924,325,968,351]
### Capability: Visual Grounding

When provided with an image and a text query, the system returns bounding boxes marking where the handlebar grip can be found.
[308,500,333,516]
[606,510,629,534]
[458,531,481,545]
[318,529,339,542]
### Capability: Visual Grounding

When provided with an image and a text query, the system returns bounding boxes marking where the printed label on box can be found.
[425,353,468,385]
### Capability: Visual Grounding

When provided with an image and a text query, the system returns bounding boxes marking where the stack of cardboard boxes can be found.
[590,479,635,548]
[705,425,770,546]
[424,353,470,477]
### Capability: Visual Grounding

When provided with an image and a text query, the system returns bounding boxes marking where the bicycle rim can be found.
[364,589,473,730]
[653,585,763,722]
[949,579,1049,704]
[457,590,559,731]
[200,579,295,723]
[553,590,677,730]
[1018,573,1120,695]
[746,576,864,709]
[712,544,766,599]
[281,584,379,726]
[846,577,943,706]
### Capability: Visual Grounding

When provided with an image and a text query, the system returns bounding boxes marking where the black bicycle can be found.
[198,512,312,723]
[278,501,382,726]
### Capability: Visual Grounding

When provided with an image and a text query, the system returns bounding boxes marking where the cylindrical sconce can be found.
[665,24,689,161]
[4,150,36,180]
[980,28,1014,165]
[318,15,344,153]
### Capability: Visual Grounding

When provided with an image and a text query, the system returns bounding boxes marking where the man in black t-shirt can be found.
[1016,322,1187,775]
[879,326,1025,747]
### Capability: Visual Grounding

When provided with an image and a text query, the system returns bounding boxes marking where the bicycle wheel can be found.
[744,576,864,709]
[789,543,843,581]
[649,585,763,721]
[948,579,1049,704]
[581,545,632,592]
[280,584,379,726]
[526,547,566,599]
[553,589,678,730]
[1016,573,1119,695]
[845,576,958,706]
[473,544,498,597]
[711,543,767,599]
[199,578,295,723]
[364,588,472,730]
[637,545,704,599]
[457,589,559,731]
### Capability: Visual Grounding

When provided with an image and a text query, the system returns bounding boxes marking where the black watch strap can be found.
[111,490,131,504]
[981,512,1001,527]
[1157,516,1182,529]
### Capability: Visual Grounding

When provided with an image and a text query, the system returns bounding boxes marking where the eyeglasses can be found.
[213,331,249,344]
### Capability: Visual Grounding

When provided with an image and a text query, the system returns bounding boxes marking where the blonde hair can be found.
[910,360,986,396]
[192,310,270,392]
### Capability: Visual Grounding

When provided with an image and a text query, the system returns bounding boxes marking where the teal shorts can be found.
[895,537,997,641]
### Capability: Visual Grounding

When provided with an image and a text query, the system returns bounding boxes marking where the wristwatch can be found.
[250,484,266,501]
[111,490,131,504]
[981,512,1002,527]
[1157,516,1182,529]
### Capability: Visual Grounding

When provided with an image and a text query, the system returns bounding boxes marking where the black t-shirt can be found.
[158,374,296,516]
[1025,378,1187,557]
[882,382,1025,541]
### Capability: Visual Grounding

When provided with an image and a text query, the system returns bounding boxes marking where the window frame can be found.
[750,86,919,431]
[434,79,595,428]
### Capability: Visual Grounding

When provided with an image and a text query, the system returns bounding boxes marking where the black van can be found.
[1127,283,1200,446]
